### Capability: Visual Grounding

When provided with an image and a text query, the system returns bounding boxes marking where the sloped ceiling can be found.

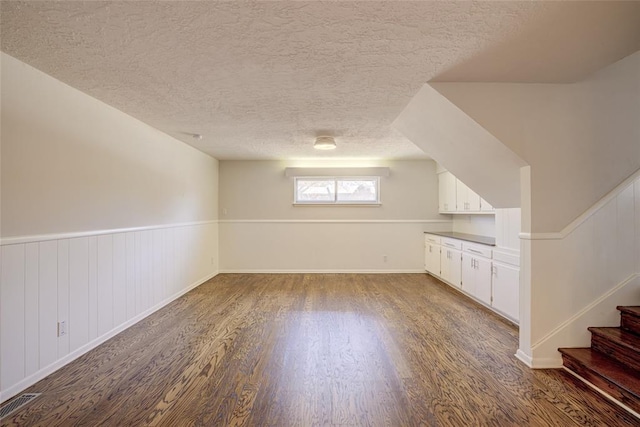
[1,1,639,160]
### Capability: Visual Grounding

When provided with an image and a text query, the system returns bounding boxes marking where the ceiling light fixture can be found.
[313,136,337,150]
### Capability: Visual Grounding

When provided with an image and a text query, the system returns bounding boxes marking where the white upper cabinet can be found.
[480,198,494,212]
[438,170,494,214]
[456,180,481,212]
[438,171,457,213]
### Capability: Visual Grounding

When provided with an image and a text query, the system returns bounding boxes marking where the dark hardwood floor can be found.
[2,274,637,426]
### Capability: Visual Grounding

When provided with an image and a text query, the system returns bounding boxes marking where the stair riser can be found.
[621,314,640,336]
[562,354,640,414]
[591,334,640,372]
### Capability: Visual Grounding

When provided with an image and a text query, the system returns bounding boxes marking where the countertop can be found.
[424,231,496,246]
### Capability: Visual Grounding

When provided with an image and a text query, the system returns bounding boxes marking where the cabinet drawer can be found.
[493,250,519,267]
[441,238,462,250]
[462,242,492,259]
[424,234,441,245]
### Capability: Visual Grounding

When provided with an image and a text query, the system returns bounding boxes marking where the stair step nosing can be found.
[590,328,640,352]
[617,306,640,314]
[561,350,640,396]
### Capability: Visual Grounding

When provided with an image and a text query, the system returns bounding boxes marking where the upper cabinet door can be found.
[438,172,457,213]
[480,197,494,212]
[438,168,493,214]
[456,180,481,212]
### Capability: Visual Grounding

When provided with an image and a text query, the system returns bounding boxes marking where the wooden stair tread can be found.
[618,306,640,317]
[589,327,640,351]
[559,348,640,402]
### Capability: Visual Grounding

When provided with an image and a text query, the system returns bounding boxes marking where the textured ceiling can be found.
[2,1,639,160]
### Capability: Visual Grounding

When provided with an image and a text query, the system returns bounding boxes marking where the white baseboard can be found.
[0,271,218,403]
[515,349,533,367]
[532,357,563,369]
[515,349,562,368]
[528,274,640,368]
[218,269,427,274]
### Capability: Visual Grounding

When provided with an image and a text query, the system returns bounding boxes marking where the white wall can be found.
[452,215,496,238]
[428,51,640,367]
[218,159,451,272]
[398,51,640,367]
[430,50,640,233]
[495,208,521,251]
[393,84,526,208]
[1,53,218,237]
[0,54,219,401]
[0,223,217,401]
[521,172,640,367]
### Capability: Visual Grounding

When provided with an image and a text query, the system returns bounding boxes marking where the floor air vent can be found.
[0,393,40,421]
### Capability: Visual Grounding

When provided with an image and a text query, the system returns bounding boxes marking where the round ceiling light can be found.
[313,136,337,150]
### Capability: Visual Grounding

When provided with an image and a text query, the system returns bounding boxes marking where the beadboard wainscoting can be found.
[518,170,640,368]
[219,219,452,273]
[0,221,218,402]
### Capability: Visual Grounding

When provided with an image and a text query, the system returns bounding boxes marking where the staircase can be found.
[559,306,640,415]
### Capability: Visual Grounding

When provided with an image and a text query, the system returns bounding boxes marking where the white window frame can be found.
[293,176,381,205]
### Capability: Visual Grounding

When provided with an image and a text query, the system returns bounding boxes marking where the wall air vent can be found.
[0,393,41,421]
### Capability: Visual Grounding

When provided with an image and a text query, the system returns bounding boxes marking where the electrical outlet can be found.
[211,256,215,265]
[57,321,67,337]
[383,255,388,262]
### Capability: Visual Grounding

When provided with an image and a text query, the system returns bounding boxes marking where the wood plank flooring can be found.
[2,273,638,426]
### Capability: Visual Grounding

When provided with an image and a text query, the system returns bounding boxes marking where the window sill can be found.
[292,203,382,207]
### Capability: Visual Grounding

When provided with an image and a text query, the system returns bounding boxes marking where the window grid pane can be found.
[294,177,379,205]
[336,179,378,202]
[296,179,336,202]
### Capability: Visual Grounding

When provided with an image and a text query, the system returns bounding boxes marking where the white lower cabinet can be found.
[425,243,441,275]
[491,261,520,321]
[462,253,492,305]
[440,238,462,288]
[424,233,519,324]
[424,235,441,276]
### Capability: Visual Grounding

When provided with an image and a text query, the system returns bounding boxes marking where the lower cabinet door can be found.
[448,249,462,288]
[440,249,451,283]
[440,248,461,287]
[425,244,440,275]
[475,257,492,305]
[462,254,492,305]
[492,262,520,321]
[461,253,476,295]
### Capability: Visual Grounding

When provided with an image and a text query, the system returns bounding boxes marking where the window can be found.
[294,177,380,205]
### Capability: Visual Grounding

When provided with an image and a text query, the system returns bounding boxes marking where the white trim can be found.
[0,271,218,403]
[520,168,640,240]
[531,273,639,351]
[531,357,563,369]
[292,203,382,207]
[563,368,640,420]
[447,211,496,216]
[0,220,218,246]
[218,219,452,224]
[516,349,563,369]
[515,349,533,367]
[518,232,562,240]
[218,269,427,274]
[285,167,390,177]
[1,219,451,246]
